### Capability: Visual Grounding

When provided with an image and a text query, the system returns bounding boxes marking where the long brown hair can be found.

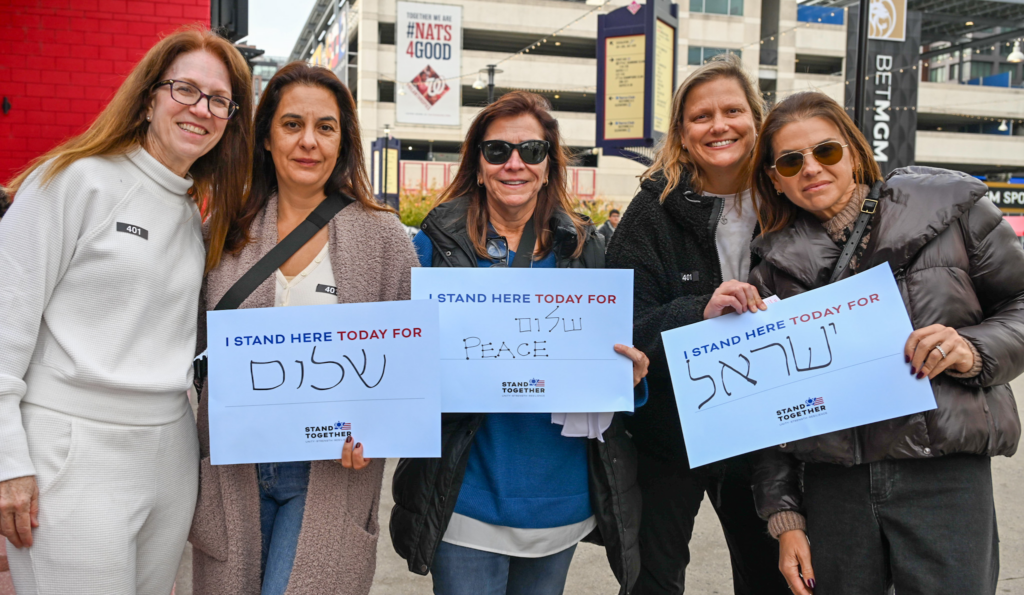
[437,90,587,259]
[225,62,390,255]
[750,92,883,234]
[644,53,764,202]
[6,26,254,274]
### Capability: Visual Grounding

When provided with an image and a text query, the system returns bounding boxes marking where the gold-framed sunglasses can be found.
[771,141,848,177]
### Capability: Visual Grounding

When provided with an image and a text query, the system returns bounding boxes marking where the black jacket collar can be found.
[751,166,986,287]
[420,195,601,267]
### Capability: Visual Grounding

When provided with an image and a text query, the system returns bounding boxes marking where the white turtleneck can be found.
[0,147,205,483]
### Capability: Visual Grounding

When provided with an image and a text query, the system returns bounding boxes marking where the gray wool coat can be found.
[189,194,418,595]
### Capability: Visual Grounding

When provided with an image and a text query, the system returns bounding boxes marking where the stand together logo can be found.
[305,421,353,442]
[501,378,547,396]
[776,397,827,424]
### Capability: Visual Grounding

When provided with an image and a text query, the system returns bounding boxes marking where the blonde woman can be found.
[0,27,252,594]
[605,55,788,595]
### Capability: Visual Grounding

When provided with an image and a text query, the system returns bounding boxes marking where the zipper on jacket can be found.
[708,196,724,286]
[854,266,907,463]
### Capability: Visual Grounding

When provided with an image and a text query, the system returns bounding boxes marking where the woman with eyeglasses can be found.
[605,55,790,595]
[392,91,649,595]
[0,28,252,594]
[748,91,1024,595]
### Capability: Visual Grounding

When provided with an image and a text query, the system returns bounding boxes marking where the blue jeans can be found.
[258,461,311,595]
[431,541,578,595]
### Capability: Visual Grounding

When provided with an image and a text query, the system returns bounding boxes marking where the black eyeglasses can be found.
[771,141,848,177]
[479,140,551,165]
[486,236,509,267]
[153,79,239,120]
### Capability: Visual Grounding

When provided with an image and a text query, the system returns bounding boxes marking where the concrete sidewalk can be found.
[367,374,1024,595]
[2,376,1022,595]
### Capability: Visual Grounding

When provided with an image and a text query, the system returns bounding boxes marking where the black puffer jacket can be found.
[750,166,1024,522]
[605,173,754,466]
[389,196,642,594]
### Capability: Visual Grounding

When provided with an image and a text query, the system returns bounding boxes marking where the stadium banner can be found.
[396,1,462,126]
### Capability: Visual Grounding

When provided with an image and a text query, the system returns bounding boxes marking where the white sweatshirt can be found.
[0,147,205,483]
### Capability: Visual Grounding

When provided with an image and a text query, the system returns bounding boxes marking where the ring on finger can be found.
[933,344,947,359]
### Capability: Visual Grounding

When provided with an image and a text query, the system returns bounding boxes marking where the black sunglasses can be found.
[771,141,848,177]
[479,140,551,165]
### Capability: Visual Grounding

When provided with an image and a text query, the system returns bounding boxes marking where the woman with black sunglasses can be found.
[392,91,649,595]
[748,91,1024,595]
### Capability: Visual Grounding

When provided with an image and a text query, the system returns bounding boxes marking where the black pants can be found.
[633,450,789,595]
[804,454,999,595]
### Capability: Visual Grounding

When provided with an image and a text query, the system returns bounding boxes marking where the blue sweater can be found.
[413,230,593,529]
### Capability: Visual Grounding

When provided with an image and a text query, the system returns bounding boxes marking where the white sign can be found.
[396,1,462,126]
[662,265,936,468]
[206,300,441,464]
[412,268,635,413]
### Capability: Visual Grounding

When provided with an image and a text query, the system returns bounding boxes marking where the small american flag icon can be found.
[529,378,545,388]
[807,397,824,407]
[336,422,352,430]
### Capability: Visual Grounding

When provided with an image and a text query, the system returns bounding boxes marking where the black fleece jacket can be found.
[606,173,753,466]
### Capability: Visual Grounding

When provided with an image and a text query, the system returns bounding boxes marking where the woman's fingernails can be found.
[355,442,362,449]
[808,578,816,589]
[910,367,916,375]
[905,355,910,363]
[916,371,925,379]
[346,436,353,443]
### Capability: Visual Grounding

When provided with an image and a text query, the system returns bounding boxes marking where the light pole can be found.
[853,0,871,128]
[475,65,504,104]
[486,64,497,104]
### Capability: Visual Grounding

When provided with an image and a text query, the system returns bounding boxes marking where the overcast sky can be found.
[242,0,319,59]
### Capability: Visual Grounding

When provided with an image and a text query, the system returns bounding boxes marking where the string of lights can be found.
[493,0,612,67]
[375,0,1023,128]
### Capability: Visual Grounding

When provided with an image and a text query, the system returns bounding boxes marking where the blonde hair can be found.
[6,26,254,273]
[643,53,764,202]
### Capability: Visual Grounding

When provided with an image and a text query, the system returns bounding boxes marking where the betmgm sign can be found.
[845,0,921,175]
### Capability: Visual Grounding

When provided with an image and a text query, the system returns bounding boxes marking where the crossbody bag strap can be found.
[214,192,354,310]
[195,192,354,391]
[510,219,538,268]
[828,181,883,284]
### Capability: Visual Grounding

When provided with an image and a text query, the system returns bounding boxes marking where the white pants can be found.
[7,402,199,595]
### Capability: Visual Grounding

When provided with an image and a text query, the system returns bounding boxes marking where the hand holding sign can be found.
[905,324,977,379]
[704,280,768,319]
[338,435,370,470]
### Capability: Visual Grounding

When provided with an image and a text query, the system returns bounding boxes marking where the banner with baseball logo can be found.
[396,1,462,126]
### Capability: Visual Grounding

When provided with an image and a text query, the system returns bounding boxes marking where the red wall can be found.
[0,0,211,183]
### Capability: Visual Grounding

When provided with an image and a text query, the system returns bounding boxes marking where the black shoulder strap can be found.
[214,192,354,310]
[829,181,882,284]
[195,193,354,393]
[510,219,537,268]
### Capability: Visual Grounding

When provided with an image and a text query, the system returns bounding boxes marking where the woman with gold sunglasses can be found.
[749,91,1024,595]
